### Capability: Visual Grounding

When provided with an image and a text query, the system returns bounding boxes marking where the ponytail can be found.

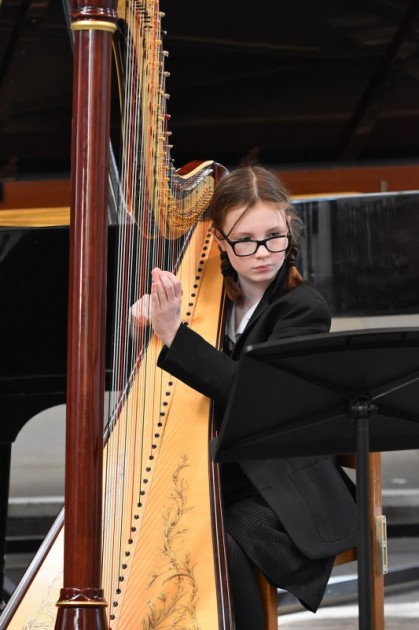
[284,233,305,291]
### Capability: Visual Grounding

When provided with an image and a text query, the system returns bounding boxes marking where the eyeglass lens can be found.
[234,235,289,256]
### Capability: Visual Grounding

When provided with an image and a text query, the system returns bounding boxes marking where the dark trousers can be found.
[227,533,266,630]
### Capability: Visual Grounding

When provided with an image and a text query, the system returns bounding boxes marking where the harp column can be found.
[55,2,117,629]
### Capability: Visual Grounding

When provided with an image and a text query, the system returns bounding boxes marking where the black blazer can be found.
[158,270,358,560]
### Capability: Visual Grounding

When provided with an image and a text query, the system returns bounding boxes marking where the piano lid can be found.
[296,190,419,318]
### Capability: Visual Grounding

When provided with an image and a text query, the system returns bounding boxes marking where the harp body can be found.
[3,224,226,629]
[1,0,230,628]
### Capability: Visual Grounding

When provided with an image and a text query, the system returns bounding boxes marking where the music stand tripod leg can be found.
[351,397,376,630]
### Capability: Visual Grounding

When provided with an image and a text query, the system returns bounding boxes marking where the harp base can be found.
[55,587,108,630]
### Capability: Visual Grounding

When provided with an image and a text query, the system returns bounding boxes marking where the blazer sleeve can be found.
[157,284,331,407]
[157,323,237,405]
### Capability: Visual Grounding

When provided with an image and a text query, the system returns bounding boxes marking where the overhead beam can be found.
[336,0,419,160]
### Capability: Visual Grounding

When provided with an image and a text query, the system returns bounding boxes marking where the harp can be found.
[0,0,232,628]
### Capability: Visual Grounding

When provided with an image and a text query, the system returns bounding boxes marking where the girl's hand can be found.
[150,267,182,347]
[130,294,152,330]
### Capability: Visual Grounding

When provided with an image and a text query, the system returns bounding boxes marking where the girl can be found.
[131,166,357,628]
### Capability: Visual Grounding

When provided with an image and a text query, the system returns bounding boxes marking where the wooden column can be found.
[55,2,117,628]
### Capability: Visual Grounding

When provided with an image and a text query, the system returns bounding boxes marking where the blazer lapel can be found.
[230,266,287,358]
[230,297,269,358]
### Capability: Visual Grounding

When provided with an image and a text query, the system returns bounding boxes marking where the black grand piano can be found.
[1,0,419,608]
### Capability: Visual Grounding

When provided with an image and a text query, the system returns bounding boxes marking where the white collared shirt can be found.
[226,301,259,346]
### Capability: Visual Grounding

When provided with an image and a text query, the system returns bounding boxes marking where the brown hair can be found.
[208,165,304,300]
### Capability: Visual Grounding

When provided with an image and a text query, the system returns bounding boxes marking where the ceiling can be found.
[1,0,419,177]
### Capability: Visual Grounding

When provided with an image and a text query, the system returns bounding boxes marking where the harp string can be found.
[100,1,216,621]
[102,0,162,611]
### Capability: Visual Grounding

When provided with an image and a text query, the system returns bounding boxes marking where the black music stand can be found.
[210,328,419,630]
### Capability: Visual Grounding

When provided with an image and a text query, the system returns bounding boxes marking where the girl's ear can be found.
[212,227,227,250]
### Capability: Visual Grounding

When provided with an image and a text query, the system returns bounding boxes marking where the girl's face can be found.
[216,201,289,290]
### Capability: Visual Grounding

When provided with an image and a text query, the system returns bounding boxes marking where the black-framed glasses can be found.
[218,230,291,257]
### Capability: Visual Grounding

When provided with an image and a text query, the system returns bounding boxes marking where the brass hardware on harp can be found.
[71,20,118,33]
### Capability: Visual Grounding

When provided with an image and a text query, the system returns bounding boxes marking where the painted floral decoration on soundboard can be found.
[141,455,200,629]
[23,571,63,630]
